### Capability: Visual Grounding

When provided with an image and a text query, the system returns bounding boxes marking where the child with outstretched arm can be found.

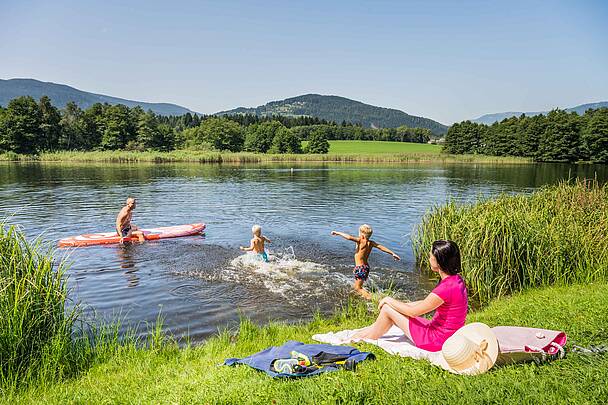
[240,225,271,262]
[331,224,400,299]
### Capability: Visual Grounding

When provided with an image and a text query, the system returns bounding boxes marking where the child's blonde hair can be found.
[359,224,373,238]
[252,225,262,236]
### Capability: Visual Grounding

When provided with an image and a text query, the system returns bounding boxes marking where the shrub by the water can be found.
[304,129,330,154]
[413,180,608,305]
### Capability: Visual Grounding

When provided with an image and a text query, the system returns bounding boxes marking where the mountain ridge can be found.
[472,101,608,124]
[0,78,198,116]
[216,94,448,134]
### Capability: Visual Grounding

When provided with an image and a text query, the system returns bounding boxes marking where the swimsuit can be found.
[121,226,132,237]
[353,264,370,281]
[257,251,269,263]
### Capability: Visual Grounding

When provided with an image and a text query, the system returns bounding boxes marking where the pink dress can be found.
[408,274,468,352]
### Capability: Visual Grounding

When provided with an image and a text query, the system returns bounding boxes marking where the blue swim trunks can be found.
[257,251,269,263]
[353,264,370,281]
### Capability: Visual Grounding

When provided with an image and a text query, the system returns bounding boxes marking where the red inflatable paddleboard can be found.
[58,223,206,247]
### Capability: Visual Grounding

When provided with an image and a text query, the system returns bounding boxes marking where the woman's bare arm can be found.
[380,294,443,317]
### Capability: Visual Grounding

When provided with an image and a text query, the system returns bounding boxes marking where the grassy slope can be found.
[7,283,608,404]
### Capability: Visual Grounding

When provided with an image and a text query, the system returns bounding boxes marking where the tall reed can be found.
[13,150,531,164]
[413,180,608,305]
[0,225,78,388]
[0,224,174,392]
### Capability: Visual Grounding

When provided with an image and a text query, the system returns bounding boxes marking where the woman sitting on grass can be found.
[352,240,467,351]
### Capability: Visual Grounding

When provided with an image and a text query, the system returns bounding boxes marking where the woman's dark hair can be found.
[431,240,461,275]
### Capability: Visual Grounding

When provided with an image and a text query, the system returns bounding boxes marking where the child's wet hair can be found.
[252,225,262,235]
[359,224,373,238]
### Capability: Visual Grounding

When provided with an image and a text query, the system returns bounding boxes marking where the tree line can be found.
[444,108,608,162]
[0,96,432,155]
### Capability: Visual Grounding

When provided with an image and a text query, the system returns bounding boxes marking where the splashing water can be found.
[226,247,352,302]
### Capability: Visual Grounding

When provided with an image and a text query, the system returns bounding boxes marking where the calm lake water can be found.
[1,162,606,342]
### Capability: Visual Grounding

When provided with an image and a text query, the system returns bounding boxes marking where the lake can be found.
[1,162,606,343]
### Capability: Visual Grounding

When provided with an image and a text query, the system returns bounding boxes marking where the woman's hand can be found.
[378,297,393,310]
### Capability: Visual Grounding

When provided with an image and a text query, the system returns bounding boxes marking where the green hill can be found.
[216,94,448,135]
[0,78,197,116]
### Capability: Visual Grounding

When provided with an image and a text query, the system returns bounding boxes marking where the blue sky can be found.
[1,0,606,123]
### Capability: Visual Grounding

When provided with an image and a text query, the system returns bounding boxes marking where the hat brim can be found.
[441,322,499,375]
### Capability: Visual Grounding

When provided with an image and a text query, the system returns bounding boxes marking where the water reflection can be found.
[117,245,140,288]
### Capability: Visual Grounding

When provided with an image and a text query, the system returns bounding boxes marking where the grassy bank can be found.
[413,180,608,305]
[4,283,607,404]
[0,143,532,164]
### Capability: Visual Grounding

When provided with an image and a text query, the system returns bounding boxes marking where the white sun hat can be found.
[440,322,499,375]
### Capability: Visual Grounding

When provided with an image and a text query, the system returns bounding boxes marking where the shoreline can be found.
[0,150,533,165]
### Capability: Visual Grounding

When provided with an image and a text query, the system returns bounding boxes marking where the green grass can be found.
[413,180,608,305]
[325,140,442,154]
[4,283,607,404]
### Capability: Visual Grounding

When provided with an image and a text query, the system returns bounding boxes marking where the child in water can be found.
[240,225,272,262]
[331,224,400,299]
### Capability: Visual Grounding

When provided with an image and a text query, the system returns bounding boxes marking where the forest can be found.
[444,108,608,162]
[0,96,432,155]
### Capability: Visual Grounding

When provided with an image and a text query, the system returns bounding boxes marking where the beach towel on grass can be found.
[313,325,568,371]
[312,326,449,370]
[224,340,375,378]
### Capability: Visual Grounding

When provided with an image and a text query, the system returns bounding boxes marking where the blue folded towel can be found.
[225,340,375,378]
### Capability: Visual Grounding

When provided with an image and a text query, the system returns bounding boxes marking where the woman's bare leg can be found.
[352,305,412,340]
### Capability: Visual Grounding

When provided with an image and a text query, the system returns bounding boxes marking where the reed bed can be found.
[0,225,77,388]
[413,180,608,305]
[0,224,171,392]
[2,150,532,164]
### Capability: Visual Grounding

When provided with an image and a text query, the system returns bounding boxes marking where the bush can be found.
[269,128,302,154]
[199,117,244,152]
[413,180,608,305]
[304,129,330,154]
[244,121,285,153]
